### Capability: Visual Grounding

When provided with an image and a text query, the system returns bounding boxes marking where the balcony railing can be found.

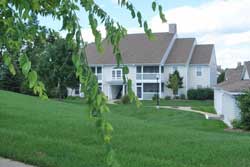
[136,73,160,80]
[112,76,122,80]
[143,92,158,100]
[96,74,102,80]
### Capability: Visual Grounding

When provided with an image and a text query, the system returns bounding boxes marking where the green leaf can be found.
[158,5,167,23]
[28,70,38,88]
[97,94,102,106]
[137,12,142,27]
[152,1,156,11]
[8,64,16,75]
[18,54,29,67]
[122,66,129,74]
[105,122,113,133]
[72,54,80,68]
[3,54,11,66]
[22,61,31,76]
[143,21,148,32]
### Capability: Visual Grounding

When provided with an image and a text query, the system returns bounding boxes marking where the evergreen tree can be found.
[166,70,183,96]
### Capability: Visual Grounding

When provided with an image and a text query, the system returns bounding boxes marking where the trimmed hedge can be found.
[187,88,214,100]
[237,91,250,130]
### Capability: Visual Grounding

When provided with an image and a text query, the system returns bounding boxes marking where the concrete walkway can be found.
[159,106,222,120]
[0,157,35,167]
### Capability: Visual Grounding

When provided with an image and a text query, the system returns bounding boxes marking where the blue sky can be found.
[39,0,207,31]
[38,0,250,68]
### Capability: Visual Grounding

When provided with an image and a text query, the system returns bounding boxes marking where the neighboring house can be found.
[214,61,250,127]
[67,85,84,98]
[217,65,223,78]
[70,24,217,100]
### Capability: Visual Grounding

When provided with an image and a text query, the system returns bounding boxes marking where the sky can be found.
[38,0,250,69]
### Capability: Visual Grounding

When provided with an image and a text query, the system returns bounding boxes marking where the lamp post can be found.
[156,74,160,109]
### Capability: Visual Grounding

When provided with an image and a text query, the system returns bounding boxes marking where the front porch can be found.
[107,81,126,100]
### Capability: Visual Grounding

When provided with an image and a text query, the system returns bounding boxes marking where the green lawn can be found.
[1,90,250,167]
[142,99,216,113]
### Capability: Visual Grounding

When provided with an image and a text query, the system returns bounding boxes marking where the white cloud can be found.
[150,0,250,34]
[81,26,106,43]
[149,0,250,68]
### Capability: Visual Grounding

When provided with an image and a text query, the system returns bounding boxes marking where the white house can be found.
[214,61,250,127]
[69,24,217,100]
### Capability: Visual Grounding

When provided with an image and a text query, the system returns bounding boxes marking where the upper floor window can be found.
[196,67,202,76]
[136,66,142,73]
[91,67,95,73]
[143,66,159,73]
[97,67,102,73]
[161,66,164,73]
[112,68,122,80]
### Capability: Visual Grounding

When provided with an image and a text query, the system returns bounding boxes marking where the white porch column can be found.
[159,66,162,98]
[108,85,111,100]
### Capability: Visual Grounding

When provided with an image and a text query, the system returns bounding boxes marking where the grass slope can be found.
[1,90,250,167]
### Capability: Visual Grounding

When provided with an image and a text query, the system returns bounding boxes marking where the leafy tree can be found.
[0,1,167,166]
[217,71,225,83]
[37,37,79,98]
[237,90,250,130]
[167,70,183,96]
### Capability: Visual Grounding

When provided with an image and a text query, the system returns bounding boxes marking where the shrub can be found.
[121,95,131,104]
[164,96,171,100]
[237,91,250,130]
[180,94,186,100]
[152,94,157,101]
[187,88,214,100]
[174,95,180,100]
[231,119,243,129]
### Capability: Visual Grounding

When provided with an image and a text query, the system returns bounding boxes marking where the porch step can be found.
[205,113,223,120]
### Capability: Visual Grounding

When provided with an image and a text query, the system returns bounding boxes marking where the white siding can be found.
[209,49,217,86]
[162,65,187,97]
[214,89,223,115]
[244,70,250,80]
[214,89,241,127]
[188,65,210,89]
[222,93,241,127]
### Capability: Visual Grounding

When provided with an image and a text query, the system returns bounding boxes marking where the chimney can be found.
[169,24,177,34]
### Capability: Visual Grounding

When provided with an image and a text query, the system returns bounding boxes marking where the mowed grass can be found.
[142,99,216,113]
[1,91,250,167]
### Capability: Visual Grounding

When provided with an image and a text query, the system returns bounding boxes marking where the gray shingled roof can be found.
[225,66,243,81]
[216,65,250,92]
[86,33,174,65]
[165,38,195,64]
[216,80,250,92]
[190,45,214,64]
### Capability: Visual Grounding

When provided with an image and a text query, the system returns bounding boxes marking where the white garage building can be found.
[214,62,250,127]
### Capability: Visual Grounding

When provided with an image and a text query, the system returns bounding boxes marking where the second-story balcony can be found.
[96,73,102,80]
[112,69,123,80]
[136,73,160,80]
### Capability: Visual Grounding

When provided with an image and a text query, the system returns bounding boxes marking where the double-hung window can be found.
[196,67,202,76]
[112,69,122,80]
